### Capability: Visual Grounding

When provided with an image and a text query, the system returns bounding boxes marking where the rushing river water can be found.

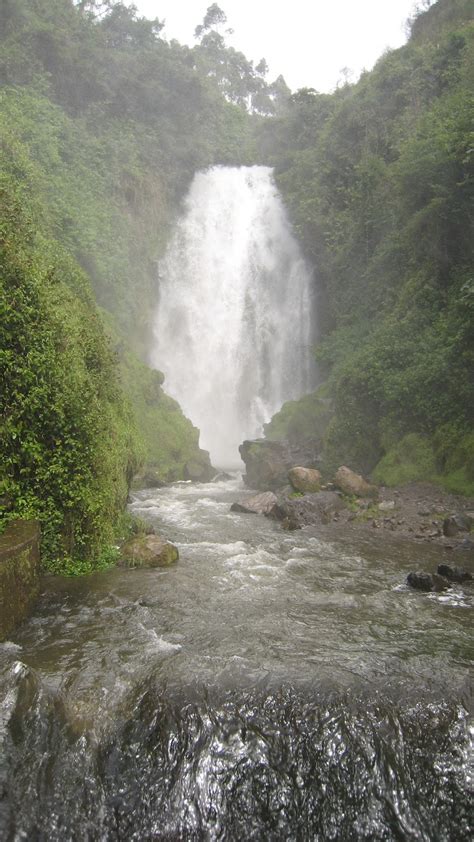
[1,476,473,840]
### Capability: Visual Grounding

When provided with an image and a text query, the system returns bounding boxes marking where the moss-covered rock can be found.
[288,467,322,494]
[334,466,378,498]
[118,535,179,568]
[183,455,214,483]
[239,440,293,490]
[239,439,323,491]
[0,520,41,640]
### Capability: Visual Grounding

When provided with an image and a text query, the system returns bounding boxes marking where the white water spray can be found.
[151,166,314,466]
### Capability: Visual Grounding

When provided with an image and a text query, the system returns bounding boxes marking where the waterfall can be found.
[151,166,314,466]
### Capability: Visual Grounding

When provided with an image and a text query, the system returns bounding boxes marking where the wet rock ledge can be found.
[0,520,41,641]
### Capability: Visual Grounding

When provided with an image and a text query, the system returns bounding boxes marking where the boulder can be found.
[334,466,378,498]
[437,564,472,583]
[442,513,473,538]
[406,571,449,592]
[119,535,179,568]
[133,469,167,489]
[288,467,322,494]
[239,439,322,491]
[213,472,233,482]
[231,492,278,515]
[267,491,346,529]
[183,449,215,483]
[378,500,395,511]
[239,440,292,490]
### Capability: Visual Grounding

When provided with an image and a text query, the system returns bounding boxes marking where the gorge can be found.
[1,0,473,839]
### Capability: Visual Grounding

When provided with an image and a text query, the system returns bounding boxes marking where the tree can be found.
[194,3,227,40]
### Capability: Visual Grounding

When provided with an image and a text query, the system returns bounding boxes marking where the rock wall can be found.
[0,520,41,641]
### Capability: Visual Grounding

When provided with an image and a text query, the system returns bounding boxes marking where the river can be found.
[1,475,472,839]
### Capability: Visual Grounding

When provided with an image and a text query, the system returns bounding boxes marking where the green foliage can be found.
[0,0,259,351]
[433,425,474,495]
[0,0,241,569]
[264,389,333,443]
[118,350,209,483]
[0,155,139,570]
[46,544,120,577]
[372,434,438,486]
[261,0,474,491]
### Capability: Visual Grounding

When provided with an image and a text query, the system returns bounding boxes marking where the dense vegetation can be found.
[261,0,474,493]
[0,0,272,569]
[1,138,138,569]
[1,0,472,574]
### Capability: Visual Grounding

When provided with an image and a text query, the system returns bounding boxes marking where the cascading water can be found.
[151,166,314,465]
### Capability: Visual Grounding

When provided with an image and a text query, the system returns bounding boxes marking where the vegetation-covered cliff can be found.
[260,0,474,493]
[0,0,265,569]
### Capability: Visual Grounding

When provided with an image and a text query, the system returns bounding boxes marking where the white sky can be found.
[133,0,422,92]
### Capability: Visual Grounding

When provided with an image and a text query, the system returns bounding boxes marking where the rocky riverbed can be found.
[236,439,474,553]
[232,480,474,551]
[345,481,474,548]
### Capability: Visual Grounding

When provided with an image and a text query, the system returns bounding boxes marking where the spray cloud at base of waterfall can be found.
[151,166,314,466]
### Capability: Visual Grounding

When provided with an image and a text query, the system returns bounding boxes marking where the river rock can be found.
[288,467,322,494]
[239,440,292,490]
[239,439,322,491]
[231,492,278,515]
[133,469,167,489]
[442,513,473,537]
[119,535,179,568]
[406,571,449,592]
[378,500,395,511]
[437,564,472,583]
[334,466,378,498]
[183,449,215,483]
[267,491,346,528]
[213,472,233,482]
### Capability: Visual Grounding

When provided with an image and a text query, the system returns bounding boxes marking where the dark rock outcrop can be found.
[239,439,321,491]
[442,513,473,537]
[406,571,449,592]
[183,449,215,482]
[133,470,167,489]
[231,492,278,515]
[437,564,472,582]
[213,472,233,482]
[267,491,346,529]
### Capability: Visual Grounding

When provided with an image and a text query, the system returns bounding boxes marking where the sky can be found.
[133,0,422,92]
